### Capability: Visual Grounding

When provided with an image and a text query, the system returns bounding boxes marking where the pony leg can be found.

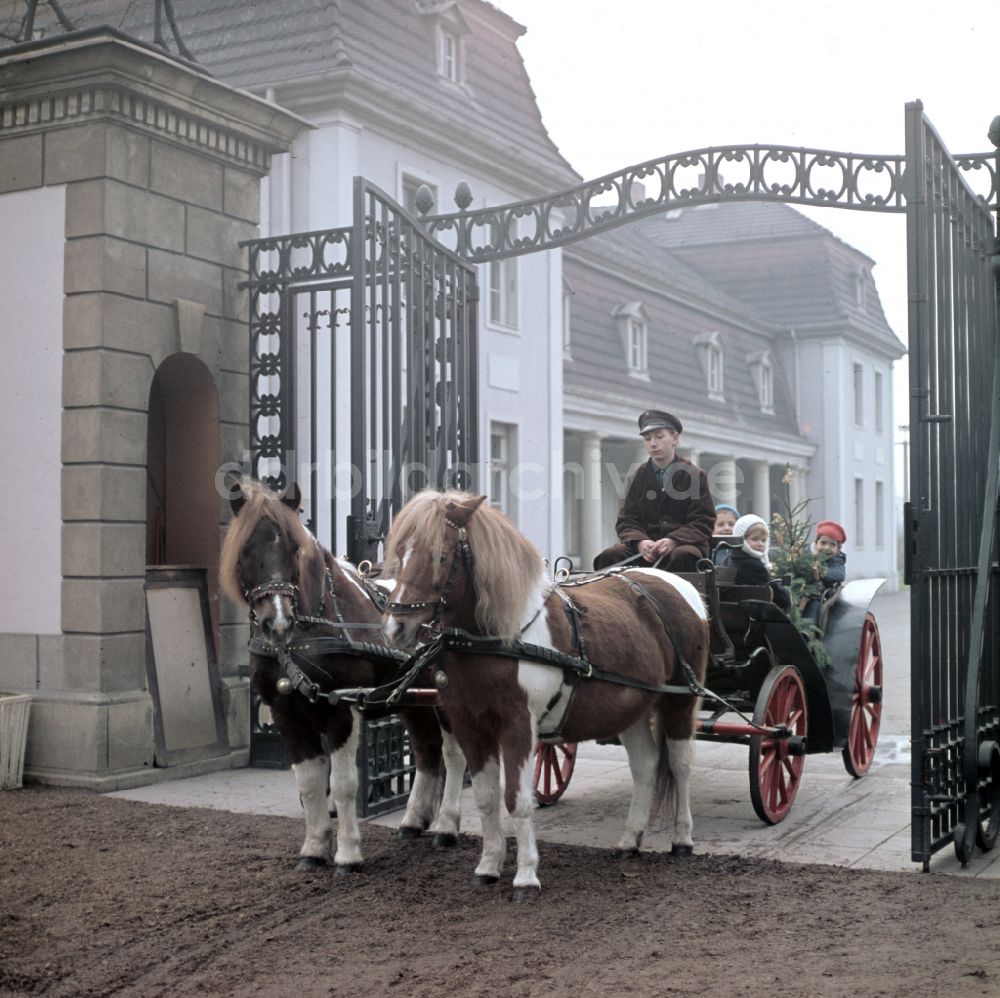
[398,708,444,839]
[665,736,696,855]
[616,716,659,855]
[430,728,466,849]
[471,757,506,884]
[292,755,334,870]
[505,745,541,900]
[398,766,439,840]
[328,718,363,872]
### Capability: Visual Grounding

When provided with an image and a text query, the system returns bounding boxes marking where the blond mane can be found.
[219,479,318,605]
[384,489,545,643]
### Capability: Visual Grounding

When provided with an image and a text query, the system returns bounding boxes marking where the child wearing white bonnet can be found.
[729,513,790,608]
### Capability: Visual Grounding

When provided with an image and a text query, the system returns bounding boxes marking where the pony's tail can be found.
[653,712,675,823]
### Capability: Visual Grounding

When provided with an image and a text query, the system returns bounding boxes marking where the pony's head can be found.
[381,489,543,649]
[219,478,312,645]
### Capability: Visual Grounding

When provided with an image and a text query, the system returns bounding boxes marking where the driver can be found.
[593,409,715,572]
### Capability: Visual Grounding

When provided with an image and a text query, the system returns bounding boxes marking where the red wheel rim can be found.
[750,667,807,824]
[533,742,577,806]
[844,612,883,778]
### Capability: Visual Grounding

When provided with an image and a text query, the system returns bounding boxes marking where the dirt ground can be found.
[2,787,999,998]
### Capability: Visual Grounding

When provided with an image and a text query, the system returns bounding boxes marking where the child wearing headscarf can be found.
[801,520,847,623]
[730,513,791,609]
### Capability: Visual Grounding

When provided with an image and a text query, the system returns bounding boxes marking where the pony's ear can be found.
[445,493,487,527]
[281,482,302,512]
[227,476,246,517]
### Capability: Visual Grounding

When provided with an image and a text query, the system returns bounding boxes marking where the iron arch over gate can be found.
[244,103,998,869]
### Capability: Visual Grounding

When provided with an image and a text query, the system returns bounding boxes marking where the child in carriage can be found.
[712,503,740,566]
[729,513,791,610]
[800,519,847,624]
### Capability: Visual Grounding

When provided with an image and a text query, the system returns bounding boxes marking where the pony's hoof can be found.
[671,843,694,858]
[473,873,499,887]
[397,824,424,841]
[613,847,640,860]
[512,885,541,904]
[334,862,363,876]
[432,832,458,851]
[295,855,328,872]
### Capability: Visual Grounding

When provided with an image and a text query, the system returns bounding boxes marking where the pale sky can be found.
[495,0,998,432]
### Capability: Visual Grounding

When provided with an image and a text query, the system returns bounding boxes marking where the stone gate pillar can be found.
[0,32,307,788]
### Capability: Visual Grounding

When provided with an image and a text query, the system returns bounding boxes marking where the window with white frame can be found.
[694,330,725,401]
[489,423,514,515]
[874,370,884,433]
[439,28,458,80]
[875,480,885,548]
[418,3,468,85]
[854,477,865,548]
[613,301,649,377]
[488,257,518,329]
[748,350,774,413]
[563,464,581,562]
[562,277,574,358]
[853,363,864,426]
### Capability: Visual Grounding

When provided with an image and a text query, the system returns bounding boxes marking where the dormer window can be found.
[438,26,459,81]
[694,330,724,401]
[856,267,867,307]
[748,350,774,414]
[418,2,468,85]
[613,301,649,378]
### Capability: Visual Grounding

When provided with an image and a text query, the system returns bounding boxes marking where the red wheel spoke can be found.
[843,613,883,779]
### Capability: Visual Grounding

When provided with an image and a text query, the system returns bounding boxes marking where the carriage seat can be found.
[813,583,843,634]
[671,570,736,667]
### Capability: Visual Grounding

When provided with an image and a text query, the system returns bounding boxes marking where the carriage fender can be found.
[741,599,836,754]
[823,578,885,746]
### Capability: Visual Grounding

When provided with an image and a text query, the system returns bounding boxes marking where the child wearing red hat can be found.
[801,520,847,625]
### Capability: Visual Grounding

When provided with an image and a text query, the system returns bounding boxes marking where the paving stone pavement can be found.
[110,588,1000,878]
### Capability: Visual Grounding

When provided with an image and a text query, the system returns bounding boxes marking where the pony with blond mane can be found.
[220,478,465,873]
[382,489,710,901]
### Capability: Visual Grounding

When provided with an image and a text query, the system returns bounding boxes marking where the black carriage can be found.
[533,552,884,825]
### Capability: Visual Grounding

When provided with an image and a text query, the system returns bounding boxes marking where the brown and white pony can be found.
[381,490,709,900]
[219,479,465,873]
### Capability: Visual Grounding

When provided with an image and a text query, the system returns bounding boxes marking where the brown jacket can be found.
[615,457,715,555]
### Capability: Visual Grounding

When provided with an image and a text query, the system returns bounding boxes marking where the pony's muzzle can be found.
[382,614,419,650]
[255,595,296,644]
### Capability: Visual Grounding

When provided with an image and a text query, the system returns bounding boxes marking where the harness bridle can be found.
[244,553,408,703]
[382,519,472,638]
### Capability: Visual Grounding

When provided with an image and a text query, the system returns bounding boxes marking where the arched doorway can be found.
[146,354,222,650]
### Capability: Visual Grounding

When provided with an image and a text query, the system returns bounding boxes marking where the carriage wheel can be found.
[842,612,884,779]
[749,666,808,825]
[533,742,577,806]
[975,740,1000,851]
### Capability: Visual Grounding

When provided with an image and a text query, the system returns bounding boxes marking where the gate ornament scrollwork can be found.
[419,143,996,261]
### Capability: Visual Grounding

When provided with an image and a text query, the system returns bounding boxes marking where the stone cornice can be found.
[0,29,311,174]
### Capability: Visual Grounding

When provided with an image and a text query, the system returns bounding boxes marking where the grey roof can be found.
[3,0,578,187]
[563,225,803,441]
[635,201,905,355]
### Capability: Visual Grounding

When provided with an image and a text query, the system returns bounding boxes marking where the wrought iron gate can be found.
[904,105,1000,868]
[243,177,479,561]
